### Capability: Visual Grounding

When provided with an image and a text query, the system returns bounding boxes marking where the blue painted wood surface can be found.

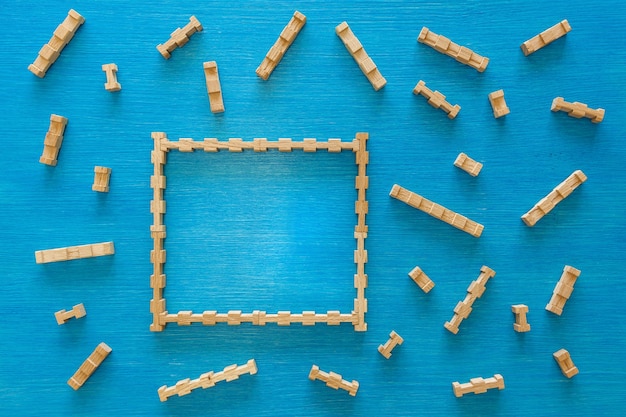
[1,0,625,415]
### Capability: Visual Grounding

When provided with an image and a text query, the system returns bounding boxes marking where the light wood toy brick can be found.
[156,16,203,59]
[511,304,530,332]
[67,342,112,390]
[551,97,605,123]
[28,9,85,78]
[158,359,257,402]
[335,21,386,91]
[35,241,115,264]
[150,133,369,332]
[546,265,580,316]
[413,80,461,119]
[521,170,587,227]
[444,266,496,334]
[203,61,224,113]
[92,166,112,192]
[55,303,86,325]
[417,27,489,72]
[521,20,571,56]
[452,374,505,397]
[39,114,68,166]
[390,184,483,237]
[378,330,404,359]
[553,348,579,378]
[454,153,483,177]
[408,266,435,293]
[101,63,121,92]
[309,365,359,396]
[488,90,510,118]
[256,11,306,80]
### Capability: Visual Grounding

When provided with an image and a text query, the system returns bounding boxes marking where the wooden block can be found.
[55,303,86,325]
[377,330,404,359]
[67,342,112,390]
[413,80,461,119]
[553,348,579,378]
[551,96,604,123]
[35,242,114,264]
[203,61,224,113]
[39,114,68,166]
[92,166,112,192]
[256,11,306,80]
[417,27,489,72]
[408,266,435,293]
[546,265,580,315]
[488,89,510,118]
[335,21,386,91]
[521,20,571,56]
[308,364,359,396]
[454,152,483,177]
[156,16,203,59]
[101,63,121,92]
[452,374,504,397]
[511,304,531,332]
[444,266,495,334]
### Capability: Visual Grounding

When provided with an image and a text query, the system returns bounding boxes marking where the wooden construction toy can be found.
[553,349,579,378]
[389,184,483,237]
[156,16,203,59]
[158,359,257,402]
[546,265,581,316]
[256,11,306,80]
[408,266,435,293]
[335,21,386,91]
[413,80,461,119]
[203,61,224,113]
[454,153,482,177]
[511,304,530,332]
[35,241,115,264]
[101,63,121,92]
[417,27,489,72]
[150,133,369,332]
[521,20,571,56]
[488,89,510,118]
[39,114,68,166]
[67,342,112,390]
[452,374,505,397]
[521,170,587,227]
[378,330,404,359]
[92,166,112,192]
[309,365,359,396]
[28,9,85,78]
[55,303,86,325]
[551,97,605,123]
[444,265,496,334]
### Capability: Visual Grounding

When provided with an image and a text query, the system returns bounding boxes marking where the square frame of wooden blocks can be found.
[149,132,369,332]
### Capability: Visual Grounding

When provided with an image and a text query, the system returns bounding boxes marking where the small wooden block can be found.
[553,348,579,378]
[92,166,112,192]
[488,89,510,118]
[408,266,435,293]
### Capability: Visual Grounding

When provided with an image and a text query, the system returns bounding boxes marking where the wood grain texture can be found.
[1,0,626,416]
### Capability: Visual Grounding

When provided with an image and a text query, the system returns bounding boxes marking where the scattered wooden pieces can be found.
[101,63,121,92]
[511,304,530,332]
[546,265,580,316]
[417,27,489,72]
[389,184,483,237]
[335,21,386,91]
[203,61,224,113]
[413,80,460,119]
[454,152,482,177]
[521,170,587,227]
[92,166,112,192]
[378,330,404,359]
[55,303,86,325]
[158,359,257,402]
[551,97,605,123]
[444,266,496,334]
[156,16,203,59]
[35,241,115,264]
[452,374,505,397]
[408,266,435,293]
[67,342,112,390]
[28,9,85,78]
[256,11,306,80]
[39,114,68,166]
[309,365,359,396]
[488,89,510,118]
[521,20,571,56]
[553,349,579,378]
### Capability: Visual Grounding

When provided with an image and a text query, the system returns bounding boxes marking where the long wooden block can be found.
[521,170,587,227]
[309,365,359,396]
[28,9,85,77]
[203,61,224,113]
[156,16,203,59]
[256,11,306,80]
[389,184,483,237]
[551,97,604,123]
[413,80,461,119]
[521,20,571,56]
[335,21,386,91]
[417,27,489,72]
[68,342,112,390]
[444,266,495,334]
[452,374,504,397]
[35,241,115,264]
[546,265,580,315]
[39,114,68,166]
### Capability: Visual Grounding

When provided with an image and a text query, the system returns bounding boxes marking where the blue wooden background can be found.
[1,0,625,415]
